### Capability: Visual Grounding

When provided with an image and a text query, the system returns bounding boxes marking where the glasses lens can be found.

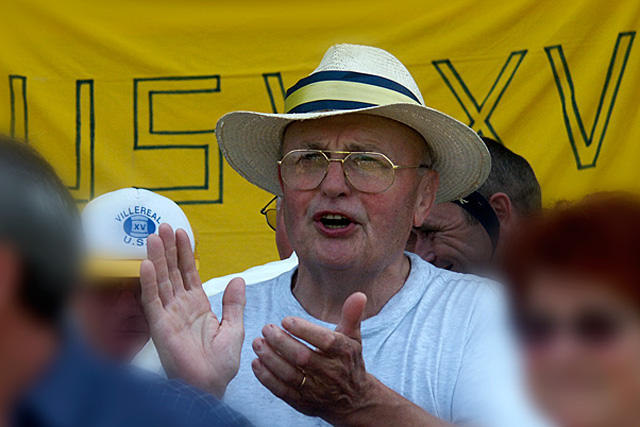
[264,208,277,231]
[574,311,622,345]
[517,313,557,347]
[280,151,328,190]
[345,153,394,193]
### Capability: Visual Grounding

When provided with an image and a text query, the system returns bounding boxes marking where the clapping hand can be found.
[251,292,377,425]
[140,223,246,399]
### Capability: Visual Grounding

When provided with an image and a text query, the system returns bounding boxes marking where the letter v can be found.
[545,32,635,169]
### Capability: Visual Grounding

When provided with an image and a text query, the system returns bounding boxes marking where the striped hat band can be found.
[284,70,422,114]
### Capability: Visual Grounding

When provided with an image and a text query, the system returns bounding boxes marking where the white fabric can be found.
[210,253,547,427]
[131,254,299,374]
[202,253,298,296]
[82,187,196,259]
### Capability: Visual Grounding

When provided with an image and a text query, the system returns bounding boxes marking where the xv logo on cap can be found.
[115,206,162,246]
[124,215,156,238]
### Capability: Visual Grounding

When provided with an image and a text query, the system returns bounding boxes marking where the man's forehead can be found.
[282,114,424,155]
[420,203,468,229]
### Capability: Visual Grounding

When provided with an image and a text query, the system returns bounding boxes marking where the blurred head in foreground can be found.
[408,137,541,276]
[0,135,80,387]
[507,192,640,427]
[75,188,198,362]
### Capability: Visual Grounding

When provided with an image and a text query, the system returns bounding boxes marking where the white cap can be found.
[82,188,198,278]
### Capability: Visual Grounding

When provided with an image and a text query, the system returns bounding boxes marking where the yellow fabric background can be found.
[1,0,639,280]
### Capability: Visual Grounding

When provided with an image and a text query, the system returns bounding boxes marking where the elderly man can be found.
[140,44,543,426]
[407,137,542,276]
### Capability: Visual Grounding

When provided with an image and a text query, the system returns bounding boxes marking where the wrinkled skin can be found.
[407,202,491,274]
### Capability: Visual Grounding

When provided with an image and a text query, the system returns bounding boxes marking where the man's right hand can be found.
[140,223,246,399]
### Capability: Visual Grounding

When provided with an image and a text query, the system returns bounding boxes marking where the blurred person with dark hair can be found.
[408,136,541,276]
[0,135,250,427]
[506,192,640,427]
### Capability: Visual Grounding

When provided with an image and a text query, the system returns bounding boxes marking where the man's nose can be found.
[320,161,351,197]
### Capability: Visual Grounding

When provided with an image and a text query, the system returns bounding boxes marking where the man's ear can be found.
[488,192,514,228]
[413,170,439,228]
[278,167,285,194]
[0,245,21,314]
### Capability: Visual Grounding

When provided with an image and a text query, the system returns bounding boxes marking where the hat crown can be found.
[82,187,195,261]
[312,44,425,105]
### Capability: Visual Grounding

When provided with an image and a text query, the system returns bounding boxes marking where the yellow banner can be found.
[1,0,639,279]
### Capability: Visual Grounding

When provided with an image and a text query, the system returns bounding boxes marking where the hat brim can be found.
[216,104,490,204]
[85,257,201,279]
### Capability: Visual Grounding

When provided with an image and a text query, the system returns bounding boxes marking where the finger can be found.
[221,278,245,327]
[261,324,316,368]
[159,223,185,295]
[251,358,300,404]
[139,259,164,323]
[253,338,303,387]
[281,317,340,353]
[176,228,200,291]
[147,233,173,304]
[335,292,367,342]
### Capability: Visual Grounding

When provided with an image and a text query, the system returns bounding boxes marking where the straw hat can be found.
[216,44,490,203]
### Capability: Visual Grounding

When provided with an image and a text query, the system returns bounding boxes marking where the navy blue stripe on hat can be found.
[287,100,377,114]
[285,71,421,104]
[452,191,501,254]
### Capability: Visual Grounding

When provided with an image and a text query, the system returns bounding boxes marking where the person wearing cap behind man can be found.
[139,44,545,426]
[407,137,542,277]
[74,188,202,363]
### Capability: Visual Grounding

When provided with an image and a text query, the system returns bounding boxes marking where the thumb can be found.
[222,277,246,327]
[335,292,367,342]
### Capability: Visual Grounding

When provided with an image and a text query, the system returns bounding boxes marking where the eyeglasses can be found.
[517,309,636,348]
[260,196,277,231]
[277,149,429,194]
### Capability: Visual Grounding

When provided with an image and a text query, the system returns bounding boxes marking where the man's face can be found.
[74,277,149,362]
[407,202,492,274]
[281,114,438,273]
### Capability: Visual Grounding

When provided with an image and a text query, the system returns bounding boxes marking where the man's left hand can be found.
[251,292,377,426]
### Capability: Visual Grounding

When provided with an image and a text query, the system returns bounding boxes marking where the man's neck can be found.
[0,311,59,423]
[292,253,411,324]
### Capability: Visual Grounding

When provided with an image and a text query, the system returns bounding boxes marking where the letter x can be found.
[432,50,528,142]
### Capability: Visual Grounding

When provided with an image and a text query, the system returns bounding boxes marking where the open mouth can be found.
[319,213,353,230]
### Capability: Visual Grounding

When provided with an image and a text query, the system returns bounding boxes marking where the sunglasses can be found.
[517,309,636,348]
[260,196,277,231]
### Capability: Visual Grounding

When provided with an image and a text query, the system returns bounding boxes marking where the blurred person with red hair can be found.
[506,192,640,427]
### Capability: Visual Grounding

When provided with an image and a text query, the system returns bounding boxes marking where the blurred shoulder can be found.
[126,368,251,426]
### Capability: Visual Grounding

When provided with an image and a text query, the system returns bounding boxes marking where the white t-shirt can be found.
[209,252,546,427]
[131,254,299,373]
[202,253,298,296]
